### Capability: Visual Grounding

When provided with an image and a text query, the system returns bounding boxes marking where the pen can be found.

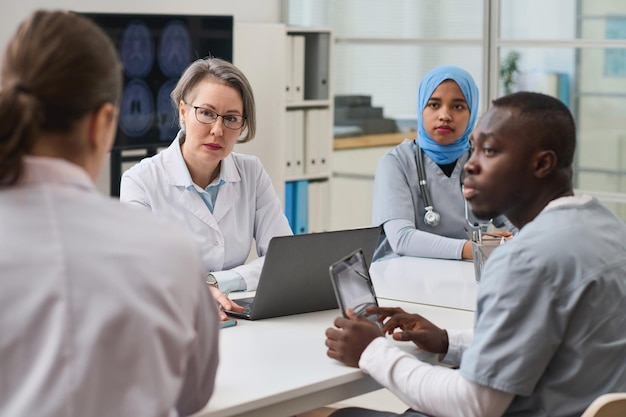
[219,290,231,312]
[354,269,370,282]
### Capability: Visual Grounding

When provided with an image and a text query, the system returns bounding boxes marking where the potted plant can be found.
[500,51,521,95]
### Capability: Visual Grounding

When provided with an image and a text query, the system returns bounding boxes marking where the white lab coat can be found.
[120,133,293,291]
[0,156,220,417]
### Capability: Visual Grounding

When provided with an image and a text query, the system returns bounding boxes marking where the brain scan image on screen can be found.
[156,79,179,141]
[158,20,192,78]
[120,21,155,78]
[119,79,154,138]
[81,13,233,150]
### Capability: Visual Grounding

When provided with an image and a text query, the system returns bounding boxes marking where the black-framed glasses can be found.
[193,106,246,130]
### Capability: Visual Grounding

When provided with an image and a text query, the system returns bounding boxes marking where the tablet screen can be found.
[329,248,379,324]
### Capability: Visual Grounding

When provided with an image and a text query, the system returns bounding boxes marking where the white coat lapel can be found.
[178,188,218,227]
[212,184,239,221]
[212,155,241,221]
[164,133,219,229]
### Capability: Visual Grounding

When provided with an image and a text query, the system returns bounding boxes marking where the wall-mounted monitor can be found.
[81,13,233,150]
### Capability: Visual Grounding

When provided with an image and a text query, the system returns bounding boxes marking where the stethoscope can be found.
[415,143,493,230]
[415,144,441,227]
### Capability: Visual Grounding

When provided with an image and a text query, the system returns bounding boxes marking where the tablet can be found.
[329,248,380,325]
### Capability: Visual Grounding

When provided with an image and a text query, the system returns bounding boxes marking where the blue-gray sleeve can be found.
[459,239,563,395]
[373,148,468,259]
[383,218,466,260]
[372,150,417,226]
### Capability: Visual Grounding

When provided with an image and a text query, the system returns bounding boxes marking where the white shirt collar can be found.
[169,130,241,189]
[20,156,95,192]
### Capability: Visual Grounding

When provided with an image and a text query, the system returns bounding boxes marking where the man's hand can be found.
[370,306,449,354]
[325,309,384,368]
[208,286,245,321]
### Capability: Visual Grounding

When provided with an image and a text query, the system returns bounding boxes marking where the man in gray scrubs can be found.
[323,92,626,417]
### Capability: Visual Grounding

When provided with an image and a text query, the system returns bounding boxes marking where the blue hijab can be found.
[416,66,479,164]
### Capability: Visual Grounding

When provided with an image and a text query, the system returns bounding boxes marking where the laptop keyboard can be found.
[235,297,254,315]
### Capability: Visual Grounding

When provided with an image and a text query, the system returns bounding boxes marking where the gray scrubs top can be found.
[372,139,496,260]
[462,197,626,416]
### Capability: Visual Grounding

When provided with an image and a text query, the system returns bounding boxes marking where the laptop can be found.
[225,226,381,320]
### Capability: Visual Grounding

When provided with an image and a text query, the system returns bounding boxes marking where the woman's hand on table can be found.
[208,285,245,321]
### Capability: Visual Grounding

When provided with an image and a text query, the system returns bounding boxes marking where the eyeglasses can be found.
[193,106,246,130]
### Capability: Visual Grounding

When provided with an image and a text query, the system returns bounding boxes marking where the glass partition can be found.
[286,0,626,220]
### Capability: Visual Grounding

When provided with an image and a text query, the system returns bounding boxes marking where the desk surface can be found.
[370,256,477,311]
[333,131,414,150]
[194,308,380,417]
[195,296,474,417]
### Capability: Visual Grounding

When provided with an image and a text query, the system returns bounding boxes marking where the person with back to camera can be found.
[120,57,293,318]
[372,66,513,261]
[322,92,626,417]
[0,9,220,417]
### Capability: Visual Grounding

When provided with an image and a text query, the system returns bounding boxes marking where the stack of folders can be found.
[284,179,330,235]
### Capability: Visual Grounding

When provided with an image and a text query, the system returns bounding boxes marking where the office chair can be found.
[580,393,626,417]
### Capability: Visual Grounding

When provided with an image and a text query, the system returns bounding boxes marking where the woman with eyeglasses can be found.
[121,57,292,318]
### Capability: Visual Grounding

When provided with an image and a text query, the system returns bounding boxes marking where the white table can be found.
[194,308,380,417]
[194,296,475,417]
[370,256,477,311]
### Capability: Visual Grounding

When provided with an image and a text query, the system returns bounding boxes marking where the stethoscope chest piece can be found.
[424,206,441,227]
[416,144,441,227]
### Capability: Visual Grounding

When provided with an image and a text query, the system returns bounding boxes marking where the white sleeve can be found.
[384,218,467,260]
[250,160,293,247]
[119,169,152,210]
[175,269,220,416]
[359,338,514,417]
[228,256,265,291]
[440,328,473,367]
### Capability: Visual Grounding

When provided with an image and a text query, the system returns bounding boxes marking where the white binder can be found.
[290,35,305,102]
[305,108,331,176]
[292,109,305,177]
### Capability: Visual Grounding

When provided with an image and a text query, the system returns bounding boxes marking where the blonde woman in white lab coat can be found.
[0,10,219,417]
[121,57,293,303]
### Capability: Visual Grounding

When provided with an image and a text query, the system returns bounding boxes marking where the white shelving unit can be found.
[235,23,333,233]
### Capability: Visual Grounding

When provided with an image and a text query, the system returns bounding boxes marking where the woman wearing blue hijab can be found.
[372,66,511,260]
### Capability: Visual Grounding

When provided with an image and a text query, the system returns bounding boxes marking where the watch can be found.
[206,273,219,289]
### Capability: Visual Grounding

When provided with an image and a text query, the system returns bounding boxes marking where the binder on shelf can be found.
[284,180,295,233]
[285,110,304,177]
[304,32,330,101]
[316,109,330,174]
[284,36,293,102]
[304,109,318,175]
[294,179,309,234]
[292,110,305,177]
[284,110,294,176]
[285,179,309,235]
[304,109,331,176]
[291,35,305,102]
[308,180,330,233]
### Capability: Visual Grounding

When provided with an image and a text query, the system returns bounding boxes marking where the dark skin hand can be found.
[325,309,384,368]
[325,307,449,368]
[374,307,449,354]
